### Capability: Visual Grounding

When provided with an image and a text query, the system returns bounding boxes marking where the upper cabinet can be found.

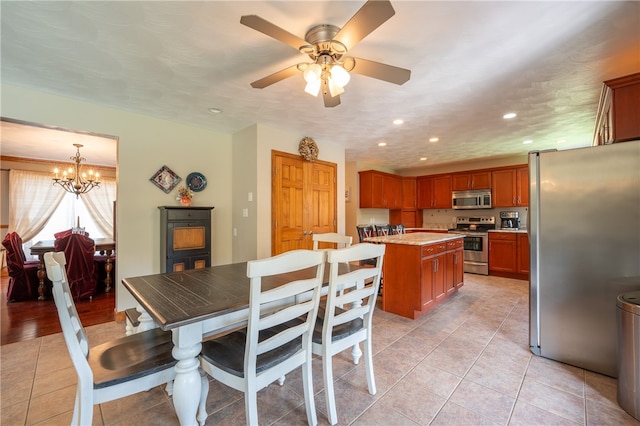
[492,166,528,207]
[451,171,491,191]
[417,174,451,209]
[401,177,417,209]
[359,170,401,209]
[594,72,640,145]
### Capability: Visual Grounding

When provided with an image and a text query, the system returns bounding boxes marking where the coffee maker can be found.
[500,211,519,230]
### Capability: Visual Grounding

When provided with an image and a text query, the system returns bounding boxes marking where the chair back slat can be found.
[245,249,325,377]
[355,225,375,243]
[312,233,352,250]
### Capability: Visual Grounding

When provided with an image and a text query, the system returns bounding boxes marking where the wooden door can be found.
[272,151,336,255]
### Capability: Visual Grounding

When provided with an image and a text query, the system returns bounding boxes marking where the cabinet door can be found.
[517,233,530,274]
[432,175,452,208]
[445,250,455,294]
[433,252,446,302]
[401,177,417,209]
[384,175,402,209]
[516,167,529,206]
[454,247,464,288]
[416,177,433,208]
[359,170,385,208]
[451,173,471,191]
[471,171,492,190]
[492,169,517,207]
[420,257,435,311]
[489,234,517,272]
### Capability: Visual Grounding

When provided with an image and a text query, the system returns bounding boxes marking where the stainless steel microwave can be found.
[452,190,492,210]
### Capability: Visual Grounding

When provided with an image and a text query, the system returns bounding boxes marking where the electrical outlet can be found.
[242,208,248,217]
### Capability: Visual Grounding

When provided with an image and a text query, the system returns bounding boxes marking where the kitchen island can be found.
[365,233,465,319]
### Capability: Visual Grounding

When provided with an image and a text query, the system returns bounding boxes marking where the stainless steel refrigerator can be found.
[529,140,640,377]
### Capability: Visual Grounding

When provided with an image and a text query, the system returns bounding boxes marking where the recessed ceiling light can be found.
[420,157,427,161]
[378,142,387,147]
[523,140,533,145]
[429,137,439,143]
[208,107,222,114]
[503,112,517,119]
[393,119,404,125]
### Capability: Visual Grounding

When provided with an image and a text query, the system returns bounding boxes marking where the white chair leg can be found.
[323,354,338,425]
[197,370,209,426]
[246,389,259,426]
[136,306,157,332]
[363,338,376,395]
[278,375,285,386]
[302,357,318,426]
[351,342,362,365]
[165,379,174,396]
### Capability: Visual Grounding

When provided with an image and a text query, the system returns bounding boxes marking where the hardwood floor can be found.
[0,274,116,345]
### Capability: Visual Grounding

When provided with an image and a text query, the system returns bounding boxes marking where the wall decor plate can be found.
[186,172,207,192]
[150,165,181,193]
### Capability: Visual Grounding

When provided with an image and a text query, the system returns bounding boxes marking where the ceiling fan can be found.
[241,0,411,108]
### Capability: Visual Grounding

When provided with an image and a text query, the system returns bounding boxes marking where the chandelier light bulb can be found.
[330,64,350,87]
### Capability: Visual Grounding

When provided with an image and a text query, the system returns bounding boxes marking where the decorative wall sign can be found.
[186,172,207,192]
[150,165,181,193]
[298,137,319,162]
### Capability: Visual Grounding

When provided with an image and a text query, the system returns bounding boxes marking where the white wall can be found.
[2,84,233,311]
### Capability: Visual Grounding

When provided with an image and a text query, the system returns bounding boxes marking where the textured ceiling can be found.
[1,1,639,172]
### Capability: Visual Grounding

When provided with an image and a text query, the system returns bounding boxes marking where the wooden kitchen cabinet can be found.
[401,177,417,209]
[517,233,530,275]
[417,174,451,209]
[389,209,422,228]
[492,166,528,207]
[445,238,464,295]
[382,237,463,319]
[488,232,517,273]
[593,72,640,145]
[451,171,491,191]
[159,206,214,273]
[359,170,401,208]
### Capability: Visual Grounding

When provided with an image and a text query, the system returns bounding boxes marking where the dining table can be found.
[121,260,362,426]
[30,237,115,300]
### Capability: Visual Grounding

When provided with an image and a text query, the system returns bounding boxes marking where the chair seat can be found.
[313,305,363,344]
[201,320,303,378]
[89,327,177,389]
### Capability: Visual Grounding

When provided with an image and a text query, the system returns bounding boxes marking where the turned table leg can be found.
[104,249,113,292]
[37,254,46,300]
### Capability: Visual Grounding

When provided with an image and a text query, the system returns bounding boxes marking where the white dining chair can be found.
[312,232,353,250]
[44,251,208,426]
[199,249,326,426]
[312,243,385,425]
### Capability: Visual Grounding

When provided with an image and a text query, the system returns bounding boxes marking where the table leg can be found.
[37,254,46,300]
[104,249,113,292]
[172,323,204,426]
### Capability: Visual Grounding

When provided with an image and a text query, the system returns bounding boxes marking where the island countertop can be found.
[365,232,463,245]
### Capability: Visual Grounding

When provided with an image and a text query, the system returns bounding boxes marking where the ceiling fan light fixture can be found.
[303,64,322,83]
[328,78,345,97]
[330,64,350,87]
[304,79,321,97]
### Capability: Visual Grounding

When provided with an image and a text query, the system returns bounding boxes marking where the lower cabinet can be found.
[489,231,529,279]
[381,237,465,319]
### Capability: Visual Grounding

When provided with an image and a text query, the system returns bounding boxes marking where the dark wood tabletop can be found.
[30,238,115,255]
[122,261,358,331]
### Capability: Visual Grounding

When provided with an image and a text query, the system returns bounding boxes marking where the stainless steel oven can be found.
[448,216,495,275]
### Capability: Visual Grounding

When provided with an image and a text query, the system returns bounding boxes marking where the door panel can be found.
[272,151,336,255]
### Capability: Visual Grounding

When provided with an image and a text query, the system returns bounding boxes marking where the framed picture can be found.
[149,165,181,193]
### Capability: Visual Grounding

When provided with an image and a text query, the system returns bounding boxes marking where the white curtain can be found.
[83,177,116,238]
[8,170,66,242]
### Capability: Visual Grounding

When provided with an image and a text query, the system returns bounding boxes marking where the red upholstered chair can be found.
[2,232,42,301]
[54,233,97,300]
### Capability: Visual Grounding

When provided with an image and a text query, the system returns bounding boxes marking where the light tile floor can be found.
[2,274,639,425]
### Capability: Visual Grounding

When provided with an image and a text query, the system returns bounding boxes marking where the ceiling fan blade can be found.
[240,15,308,51]
[250,65,300,89]
[322,82,341,108]
[333,0,395,51]
[350,57,411,85]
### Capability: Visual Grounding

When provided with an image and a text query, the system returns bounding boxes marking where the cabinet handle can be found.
[513,196,516,205]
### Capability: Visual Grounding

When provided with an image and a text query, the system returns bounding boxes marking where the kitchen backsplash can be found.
[422,207,529,230]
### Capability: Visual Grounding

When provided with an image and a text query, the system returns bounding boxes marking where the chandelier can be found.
[52,144,100,198]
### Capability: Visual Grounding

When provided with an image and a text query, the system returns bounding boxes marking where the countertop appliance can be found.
[500,211,519,230]
[529,140,640,377]
[448,216,495,275]
[452,189,492,210]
